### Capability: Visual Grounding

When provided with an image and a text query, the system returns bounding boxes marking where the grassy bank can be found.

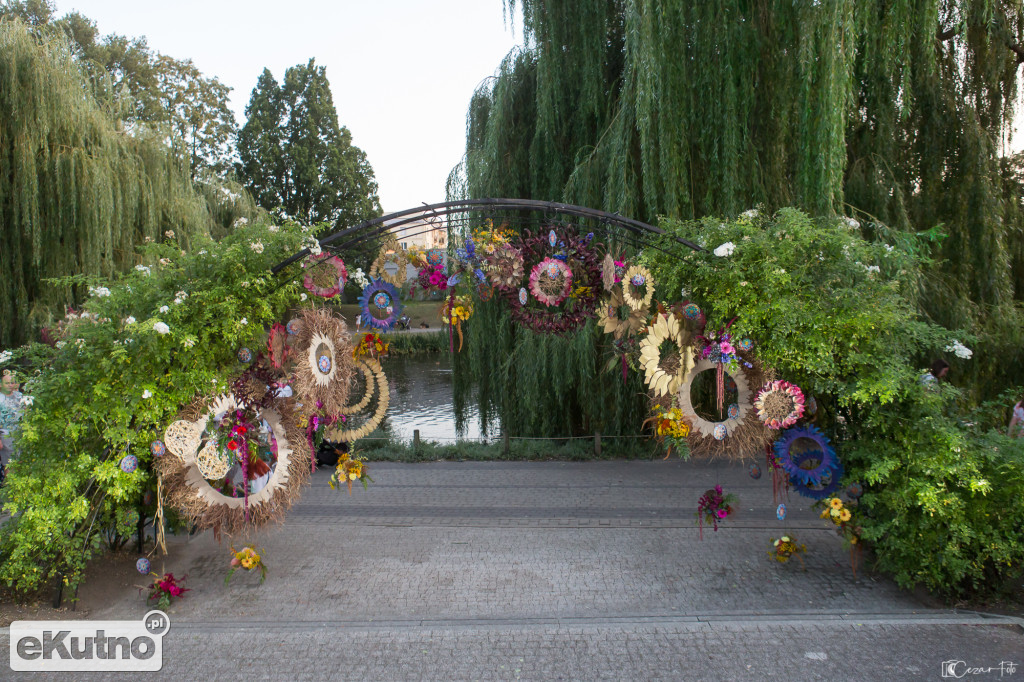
[381,330,449,354]
[355,436,665,462]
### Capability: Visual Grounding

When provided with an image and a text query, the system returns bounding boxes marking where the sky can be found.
[63,0,523,212]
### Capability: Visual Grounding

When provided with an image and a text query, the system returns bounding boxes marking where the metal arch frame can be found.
[270,198,703,274]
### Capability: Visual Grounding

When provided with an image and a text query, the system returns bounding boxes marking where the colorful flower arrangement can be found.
[353,332,389,359]
[416,262,449,294]
[302,253,347,298]
[754,380,806,429]
[643,405,691,459]
[144,572,189,610]
[819,497,861,545]
[441,294,474,352]
[329,450,372,493]
[696,485,737,539]
[528,257,573,306]
[226,545,267,585]
[768,536,807,566]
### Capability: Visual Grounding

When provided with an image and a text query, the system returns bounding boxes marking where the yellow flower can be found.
[820,509,830,519]
[780,536,790,543]
[830,498,843,510]
[830,508,841,519]
[839,509,851,522]
[348,472,358,481]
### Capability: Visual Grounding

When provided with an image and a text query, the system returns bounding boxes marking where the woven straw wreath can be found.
[622,265,655,311]
[639,313,693,397]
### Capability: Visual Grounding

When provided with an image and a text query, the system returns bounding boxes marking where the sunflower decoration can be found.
[503,228,603,335]
[598,286,647,340]
[358,278,404,331]
[302,253,348,299]
[639,312,694,398]
[621,265,655,312]
[754,380,806,429]
[291,306,355,416]
[369,237,409,288]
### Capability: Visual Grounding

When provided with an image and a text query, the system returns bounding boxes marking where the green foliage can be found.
[381,331,449,355]
[0,18,217,346]
[237,59,382,228]
[0,218,304,596]
[359,434,659,463]
[649,209,1024,597]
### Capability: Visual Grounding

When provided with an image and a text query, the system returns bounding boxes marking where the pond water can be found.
[370,354,486,443]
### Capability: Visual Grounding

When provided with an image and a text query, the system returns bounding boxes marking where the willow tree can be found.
[0,19,212,345]
[452,0,1024,430]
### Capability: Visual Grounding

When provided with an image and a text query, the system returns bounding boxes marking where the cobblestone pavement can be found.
[3,461,1022,680]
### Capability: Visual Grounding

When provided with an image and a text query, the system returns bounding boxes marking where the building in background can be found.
[385,215,448,251]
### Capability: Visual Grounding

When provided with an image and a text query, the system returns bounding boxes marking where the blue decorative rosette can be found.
[773,425,839,486]
[358,278,403,331]
[789,449,844,500]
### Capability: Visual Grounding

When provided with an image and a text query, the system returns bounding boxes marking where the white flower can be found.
[300,293,308,301]
[0,350,11,364]
[199,250,208,256]
[884,244,894,252]
[866,265,880,274]
[125,316,136,325]
[241,281,250,288]
[55,341,66,349]
[739,281,748,286]
[680,286,688,298]
[234,217,249,228]
[165,230,175,239]
[143,236,154,244]
[351,268,369,288]
[239,317,248,326]
[775,268,786,274]
[153,322,170,335]
[268,224,280,233]
[250,240,264,254]
[159,258,171,266]
[220,187,240,202]
[713,242,735,257]
[159,305,169,313]
[142,389,153,399]
[176,291,187,299]
[88,286,111,298]
[844,217,860,230]
[945,340,973,360]
[20,395,33,407]
[302,235,322,257]
[740,209,759,219]
[135,265,151,275]
[183,337,196,348]
[173,298,183,305]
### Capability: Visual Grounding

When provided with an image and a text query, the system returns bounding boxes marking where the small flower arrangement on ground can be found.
[329,450,372,493]
[353,332,389,359]
[769,535,807,568]
[696,485,737,539]
[226,545,267,585]
[144,572,189,610]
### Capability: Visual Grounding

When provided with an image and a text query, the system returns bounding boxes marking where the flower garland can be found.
[528,257,573,306]
[441,295,474,352]
[358,278,403,331]
[621,265,654,311]
[226,545,267,584]
[696,485,737,539]
[302,253,347,298]
[754,380,806,429]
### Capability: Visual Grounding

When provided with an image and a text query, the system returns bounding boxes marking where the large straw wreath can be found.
[155,395,310,534]
[291,306,355,415]
[369,238,409,288]
[677,354,775,459]
[639,313,694,397]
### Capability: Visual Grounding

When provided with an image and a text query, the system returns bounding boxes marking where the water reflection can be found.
[369,354,483,443]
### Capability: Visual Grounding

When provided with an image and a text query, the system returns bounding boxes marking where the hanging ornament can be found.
[846,482,864,499]
[136,557,151,575]
[150,440,166,458]
[548,229,558,247]
[237,347,253,364]
[738,338,754,352]
[776,503,787,520]
[713,424,727,440]
[120,455,138,473]
[748,463,762,479]
[518,287,528,305]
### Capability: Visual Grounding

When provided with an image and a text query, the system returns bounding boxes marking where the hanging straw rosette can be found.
[639,312,694,398]
[754,380,806,429]
[621,265,655,311]
[358,278,403,331]
[302,253,348,298]
[503,228,602,335]
[291,306,355,417]
[529,257,573,306]
[369,237,410,288]
[324,356,389,443]
[598,285,648,340]
[267,322,290,370]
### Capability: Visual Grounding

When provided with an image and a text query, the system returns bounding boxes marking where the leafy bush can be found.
[650,208,1024,597]
[0,219,305,595]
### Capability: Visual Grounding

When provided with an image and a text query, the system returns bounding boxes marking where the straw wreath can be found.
[324,356,389,442]
[621,265,654,311]
[291,306,354,416]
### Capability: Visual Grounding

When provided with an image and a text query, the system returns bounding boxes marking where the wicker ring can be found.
[677,358,752,439]
[369,240,409,288]
[324,357,389,442]
[164,420,202,461]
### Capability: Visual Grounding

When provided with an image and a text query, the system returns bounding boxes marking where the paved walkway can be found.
[3,460,1022,680]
